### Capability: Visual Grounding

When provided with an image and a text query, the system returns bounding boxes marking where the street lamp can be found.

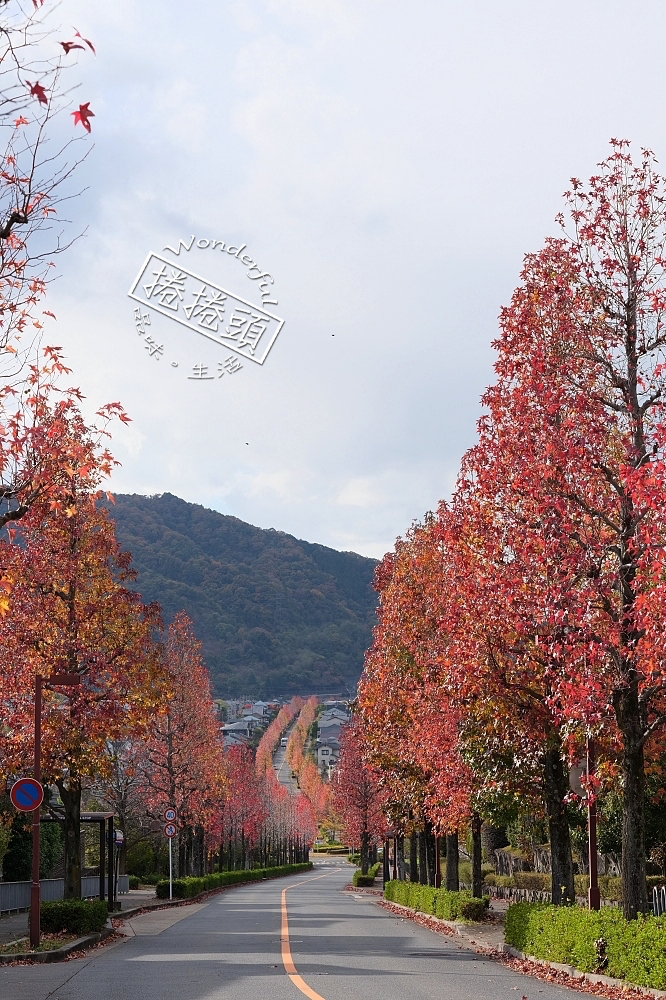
[29,672,81,948]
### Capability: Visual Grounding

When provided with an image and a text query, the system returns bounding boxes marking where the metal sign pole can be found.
[169,837,173,901]
[29,675,42,949]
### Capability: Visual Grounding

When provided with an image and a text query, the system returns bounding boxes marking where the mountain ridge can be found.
[108,493,379,698]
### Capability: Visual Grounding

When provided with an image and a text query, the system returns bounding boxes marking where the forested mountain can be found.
[108,494,379,698]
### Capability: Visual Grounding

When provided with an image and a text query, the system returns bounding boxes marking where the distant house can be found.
[319,708,348,723]
[221,718,252,739]
[317,739,340,769]
[318,719,344,742]
[243,702,269,720]
[223,732,248,749]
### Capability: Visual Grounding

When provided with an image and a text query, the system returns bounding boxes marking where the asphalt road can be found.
[0,864,578,1000]
[273,726,299,793]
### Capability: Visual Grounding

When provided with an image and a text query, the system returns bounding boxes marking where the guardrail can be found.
[0,875,129,914]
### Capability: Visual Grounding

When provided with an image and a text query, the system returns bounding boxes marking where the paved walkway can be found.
[0,887,157,946]
[0,864,576,1000]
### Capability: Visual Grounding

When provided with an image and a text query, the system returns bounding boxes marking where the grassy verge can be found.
[0,933,79,955]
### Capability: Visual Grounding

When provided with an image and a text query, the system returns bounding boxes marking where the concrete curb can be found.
[0,927,114,964]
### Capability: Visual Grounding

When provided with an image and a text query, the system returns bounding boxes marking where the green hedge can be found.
[505,902,666,990]
[40,899,108,935]
[352,863,380,887]
[128,875,140,890]
[484,874,515,887]
[384,880,489,922]
[155,863,313,899]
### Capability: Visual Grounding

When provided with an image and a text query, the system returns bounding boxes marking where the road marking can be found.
[281,870,340,1000]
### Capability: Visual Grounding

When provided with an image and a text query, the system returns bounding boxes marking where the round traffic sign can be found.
[164,822,177,838]
[164,807,176,822]
[10,777,44,812]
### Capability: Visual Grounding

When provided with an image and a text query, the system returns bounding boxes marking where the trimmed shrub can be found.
[155,863,313,899]
[505,902,666,990]
[40,899,108,935]
[352,862,381,887]
[460,899,486,921]
[484,873,514,887]
[513,872,550,891]
[128,875,140,890]
[353,872,375,887]
[383,881,488,922]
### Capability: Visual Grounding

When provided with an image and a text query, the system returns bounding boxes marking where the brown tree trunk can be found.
[615,683,648,918]
[396,835,405,879]
[360,830,370,875]
[471,813,483,898]
[425,821,436,886]
[446,832,459,891]
[56,776,81,900]
[409,835,418,882]
[543,741,574,905]
[418,830,428,885]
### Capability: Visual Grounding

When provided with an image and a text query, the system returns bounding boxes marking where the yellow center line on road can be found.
[281,868,342,1000]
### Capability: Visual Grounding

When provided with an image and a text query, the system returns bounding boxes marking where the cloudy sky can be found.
[37,0,666,557]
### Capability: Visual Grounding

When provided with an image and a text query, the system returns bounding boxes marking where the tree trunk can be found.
[360,830,370,875]
[56,777,81,900]
[471,813,483,898]
[425,821,436,886]
[543,741,575,905]
[615,682,648,918]
[418,830,428,885]
[445,832,459,891]
[396,835,405,880]
[409,835,418,882]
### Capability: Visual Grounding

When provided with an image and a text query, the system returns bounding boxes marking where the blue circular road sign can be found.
[10,777,44,812]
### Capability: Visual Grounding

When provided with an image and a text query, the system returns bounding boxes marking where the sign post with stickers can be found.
[164,809,177,900]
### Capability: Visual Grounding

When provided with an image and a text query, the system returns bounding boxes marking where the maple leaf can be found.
[27,80,48,105]
[73,28,96,54]
[59,41,84,55]
[72,103,94,133]
[14,116,29,127]
[42,310,56,319]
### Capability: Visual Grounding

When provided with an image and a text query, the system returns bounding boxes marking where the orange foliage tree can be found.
[0,478,164,897]
[135,613,225,878]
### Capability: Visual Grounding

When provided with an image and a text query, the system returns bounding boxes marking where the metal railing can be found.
[653,884,666,916]
[0,875,129,915]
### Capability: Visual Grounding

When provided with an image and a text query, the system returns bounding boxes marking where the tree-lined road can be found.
[1,865,575,1000]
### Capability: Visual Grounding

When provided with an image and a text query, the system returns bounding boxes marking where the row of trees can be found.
[341,142,666,920]
[286,696,329,818]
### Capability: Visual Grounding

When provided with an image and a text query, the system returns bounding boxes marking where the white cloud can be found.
[37,0,666,559]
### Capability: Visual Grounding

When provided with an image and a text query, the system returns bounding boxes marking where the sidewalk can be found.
[0,911,28,945]
[0,887,156,946]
